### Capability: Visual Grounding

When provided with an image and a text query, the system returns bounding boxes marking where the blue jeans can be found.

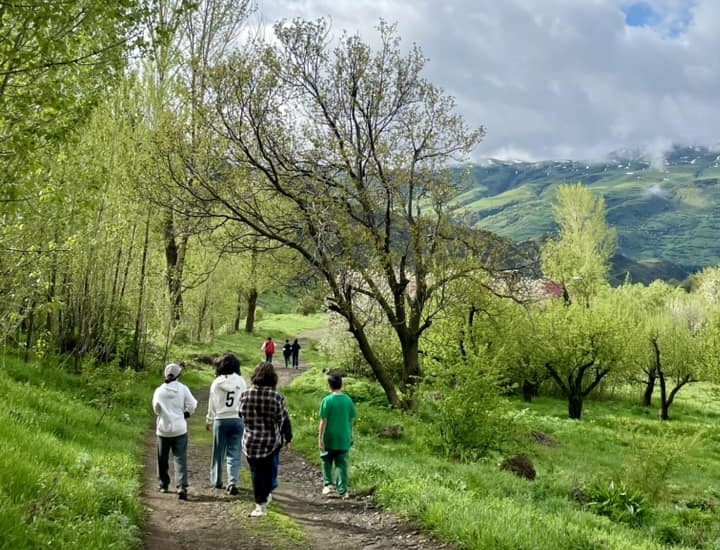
[157,433,188,490]
[271,449,280,490]
[210,418,244,487]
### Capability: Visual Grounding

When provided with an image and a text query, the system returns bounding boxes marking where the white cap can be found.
[164,363,182,380]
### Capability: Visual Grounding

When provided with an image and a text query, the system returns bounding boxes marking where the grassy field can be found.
[3,312,720,549]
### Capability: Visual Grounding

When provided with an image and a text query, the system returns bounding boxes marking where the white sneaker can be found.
[322,485,333,495]
[250,504,267,517]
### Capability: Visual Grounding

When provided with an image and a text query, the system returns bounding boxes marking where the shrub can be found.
[584,479,647,525]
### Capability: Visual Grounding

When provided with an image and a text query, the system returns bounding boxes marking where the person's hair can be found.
[215,353,240,376]
[251,362,278,387]
[328,374,343,391]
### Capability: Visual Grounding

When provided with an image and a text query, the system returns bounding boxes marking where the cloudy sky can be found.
[255,1,719,162]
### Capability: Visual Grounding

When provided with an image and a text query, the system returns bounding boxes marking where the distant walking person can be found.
[318,374,356,498]
[282,339,292,368]
[261,337,275,363]
[239,362,290,517]
[291,338,301,369]
[152,363,198,500]
[206,353,247,495]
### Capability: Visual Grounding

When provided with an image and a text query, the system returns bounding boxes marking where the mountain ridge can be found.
[463,145,720,282]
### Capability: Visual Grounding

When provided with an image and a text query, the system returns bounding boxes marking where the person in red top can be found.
[261,337,275,363]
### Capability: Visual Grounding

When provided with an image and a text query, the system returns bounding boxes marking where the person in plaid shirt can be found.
[239,362,289,517]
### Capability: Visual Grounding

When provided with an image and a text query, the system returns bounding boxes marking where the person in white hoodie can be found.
[152,363,198,500]
[205,353,247,495]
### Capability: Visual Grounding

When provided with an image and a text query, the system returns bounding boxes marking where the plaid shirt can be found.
[239,386,289,459]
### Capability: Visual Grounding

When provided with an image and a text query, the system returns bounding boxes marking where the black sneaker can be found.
[227,484,238,495]
[158,486,168,493]
[178,489,188,500]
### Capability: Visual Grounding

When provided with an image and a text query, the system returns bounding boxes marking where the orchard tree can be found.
[537,290,632,419]
[647,294,709,420]
[175,19,488,408]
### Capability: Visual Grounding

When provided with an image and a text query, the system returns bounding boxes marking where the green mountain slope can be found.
[463,145,720,277]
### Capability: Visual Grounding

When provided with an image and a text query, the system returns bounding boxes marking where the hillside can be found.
[461,145,720,280]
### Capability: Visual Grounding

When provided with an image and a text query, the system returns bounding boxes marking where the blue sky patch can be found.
[622,1,695,37]
[624,2,656,26]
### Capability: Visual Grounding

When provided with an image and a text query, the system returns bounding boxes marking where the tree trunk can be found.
[399,336,421,410]
[522,380,538,402]
[130,208,152,369]
[568,394,584,420]
[245,287,257,333]
[233,287,243,332]
[197,291,208,342]
[23,303,34,362]
[658,369,668,421]
[163,214,187,322]
[349,322,402,409]
[642,369,656,407]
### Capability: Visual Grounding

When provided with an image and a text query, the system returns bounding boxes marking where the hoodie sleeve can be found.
[184,385,198,415]
[152,388,162,415]
[206,379,217,423]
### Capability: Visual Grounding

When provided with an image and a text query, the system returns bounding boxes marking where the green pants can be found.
[321,449,349,495]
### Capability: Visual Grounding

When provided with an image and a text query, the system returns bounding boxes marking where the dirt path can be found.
[142,360,455,550]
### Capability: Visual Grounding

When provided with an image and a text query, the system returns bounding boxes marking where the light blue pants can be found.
[210,418,244,487]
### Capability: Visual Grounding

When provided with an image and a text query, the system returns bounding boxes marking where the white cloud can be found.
[255,0,719,161]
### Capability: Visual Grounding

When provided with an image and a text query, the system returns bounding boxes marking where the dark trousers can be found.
[157,433,188,490]
[247,453,275,504]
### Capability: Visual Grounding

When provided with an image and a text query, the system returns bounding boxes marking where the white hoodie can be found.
[206,373,248,422]
[152,380,198,437]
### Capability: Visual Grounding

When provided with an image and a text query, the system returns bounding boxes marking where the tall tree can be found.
[0,1,143,346]
[177,19,486,408]
[136,0,251,323]
[541,183,617,305]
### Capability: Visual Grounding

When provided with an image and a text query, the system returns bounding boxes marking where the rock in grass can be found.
[500,454,536,481]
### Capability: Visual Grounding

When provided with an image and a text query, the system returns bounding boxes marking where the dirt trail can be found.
[142,358,454,550]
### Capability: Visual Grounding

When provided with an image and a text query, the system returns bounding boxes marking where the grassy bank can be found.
[0,352,153,549]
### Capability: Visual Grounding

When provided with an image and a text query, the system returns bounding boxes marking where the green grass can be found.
[0,352,152,549]
[281,342,720,550]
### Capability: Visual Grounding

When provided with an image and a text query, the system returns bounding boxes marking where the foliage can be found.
[620,427,699,502]
[421,308,532,460]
